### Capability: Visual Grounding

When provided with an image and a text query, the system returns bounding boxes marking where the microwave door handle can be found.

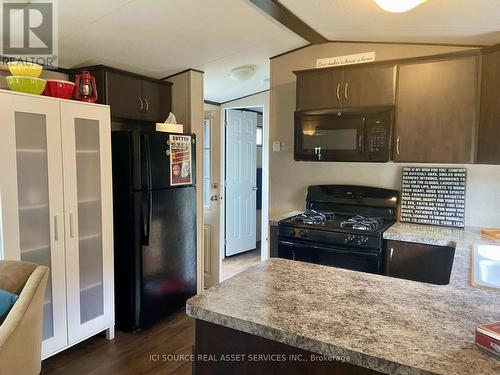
[359,117,365,151]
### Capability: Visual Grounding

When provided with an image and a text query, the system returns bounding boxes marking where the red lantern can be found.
[74,71,98,103]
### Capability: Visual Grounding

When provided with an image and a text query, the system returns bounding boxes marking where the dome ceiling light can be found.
[228,65,256,82]
[374,0,427,13]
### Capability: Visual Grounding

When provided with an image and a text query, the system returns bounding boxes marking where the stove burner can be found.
[293,209,335,225]
[340,215,383,231]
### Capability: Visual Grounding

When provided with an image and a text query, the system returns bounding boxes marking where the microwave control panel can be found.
[365,115,392,161]
[367,122,387,153]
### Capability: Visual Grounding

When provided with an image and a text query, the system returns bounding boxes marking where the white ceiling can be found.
[15,0,498,102]
[57,0,305,103]
[280,0,500,45]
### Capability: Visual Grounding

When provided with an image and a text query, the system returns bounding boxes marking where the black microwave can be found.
[294,107,394,162]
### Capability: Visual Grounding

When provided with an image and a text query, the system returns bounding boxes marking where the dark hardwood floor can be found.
[42,309,194,375]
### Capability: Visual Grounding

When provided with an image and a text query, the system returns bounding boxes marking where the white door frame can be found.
[219,92,270,268]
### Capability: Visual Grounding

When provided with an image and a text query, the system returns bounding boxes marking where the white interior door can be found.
[203,116,221,287]
[225,110,257,257]
[60,101,114,344]
[0,92,68,358]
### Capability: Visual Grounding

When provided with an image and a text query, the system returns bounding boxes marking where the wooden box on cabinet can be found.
[394,56,480,164]
[0,90,114,359]
[69,65,172,123]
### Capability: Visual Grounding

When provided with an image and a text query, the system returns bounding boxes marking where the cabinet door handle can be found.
[144,98,149,113]
[54,215,59,241]
[336,83,341,103]
[387,247,394,276]
[69,212,75,238]
[396,136,401,156]
[344,82,349,101]
[138,97,144,112]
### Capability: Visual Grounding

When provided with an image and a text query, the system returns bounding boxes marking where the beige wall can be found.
[270,42,500,228]
[166,70,205,291]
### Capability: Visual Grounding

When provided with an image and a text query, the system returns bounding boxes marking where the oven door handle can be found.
[301,243,379,258]
[278,240,295,247]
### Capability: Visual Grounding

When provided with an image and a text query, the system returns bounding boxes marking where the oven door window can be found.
[292,242,381,274]
[295,113,365,161]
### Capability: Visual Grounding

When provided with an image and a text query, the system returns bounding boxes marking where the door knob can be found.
[252,186,258,191]
[210,195,218,201]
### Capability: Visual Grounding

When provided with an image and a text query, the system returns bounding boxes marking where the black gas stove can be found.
[277,185,399,274]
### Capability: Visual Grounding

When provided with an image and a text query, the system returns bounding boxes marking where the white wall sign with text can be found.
[316,52,376,68]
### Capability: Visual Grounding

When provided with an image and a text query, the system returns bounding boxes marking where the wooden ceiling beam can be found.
[249,0,328,45]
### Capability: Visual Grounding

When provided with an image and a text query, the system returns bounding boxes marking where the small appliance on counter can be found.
[112,127,197,332]
[476,321,500,358]
[277,185,399,274]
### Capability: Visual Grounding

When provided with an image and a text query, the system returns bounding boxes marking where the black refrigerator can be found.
[112,129,197,332]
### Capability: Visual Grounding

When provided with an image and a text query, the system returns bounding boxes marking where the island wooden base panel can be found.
[194,320,382,375]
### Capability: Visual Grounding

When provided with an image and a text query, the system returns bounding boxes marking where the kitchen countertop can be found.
[187,223,500,375]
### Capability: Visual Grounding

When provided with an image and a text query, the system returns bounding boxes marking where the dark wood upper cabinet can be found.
[478,49,500,164]
[69,65,172,123]
[106,71,143,121]
[141,79,172,123]
[343,65,395,107]
[296,69,342,110]
[394,57,479,163]
[295,64,395,111]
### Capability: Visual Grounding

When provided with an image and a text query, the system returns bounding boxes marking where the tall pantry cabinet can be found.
[0,90,114,359]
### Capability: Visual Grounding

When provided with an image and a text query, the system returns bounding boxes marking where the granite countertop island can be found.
[187,223,500,375]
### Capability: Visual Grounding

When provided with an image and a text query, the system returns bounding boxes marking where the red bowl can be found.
[42,79,76,99]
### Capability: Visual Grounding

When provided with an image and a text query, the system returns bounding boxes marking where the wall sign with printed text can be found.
[400,167,466,228]
[169,134,192,186]
[316,52,376,68]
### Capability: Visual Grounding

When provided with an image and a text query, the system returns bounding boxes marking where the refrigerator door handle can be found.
[145,134,152,190]
[142,191,152,246]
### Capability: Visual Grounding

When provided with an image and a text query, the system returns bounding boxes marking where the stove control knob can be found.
[299,229,307,237]
[288,229,295,237]
[345,234,353,244]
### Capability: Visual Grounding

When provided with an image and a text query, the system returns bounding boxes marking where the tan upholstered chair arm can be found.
[0,265,49,375]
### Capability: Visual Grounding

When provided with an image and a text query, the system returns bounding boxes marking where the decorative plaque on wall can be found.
[400,167,467,228]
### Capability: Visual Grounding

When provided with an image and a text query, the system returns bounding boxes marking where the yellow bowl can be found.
[7,62,43,77]
[6,76,47,95]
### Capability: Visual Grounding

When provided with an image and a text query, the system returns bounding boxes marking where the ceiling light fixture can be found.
[228,65,256,81]
[374,0,427,13]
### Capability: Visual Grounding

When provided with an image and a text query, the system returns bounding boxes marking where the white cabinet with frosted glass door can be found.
[60,101,114,345]
[0,91,68,357]
[0,90,114,358]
